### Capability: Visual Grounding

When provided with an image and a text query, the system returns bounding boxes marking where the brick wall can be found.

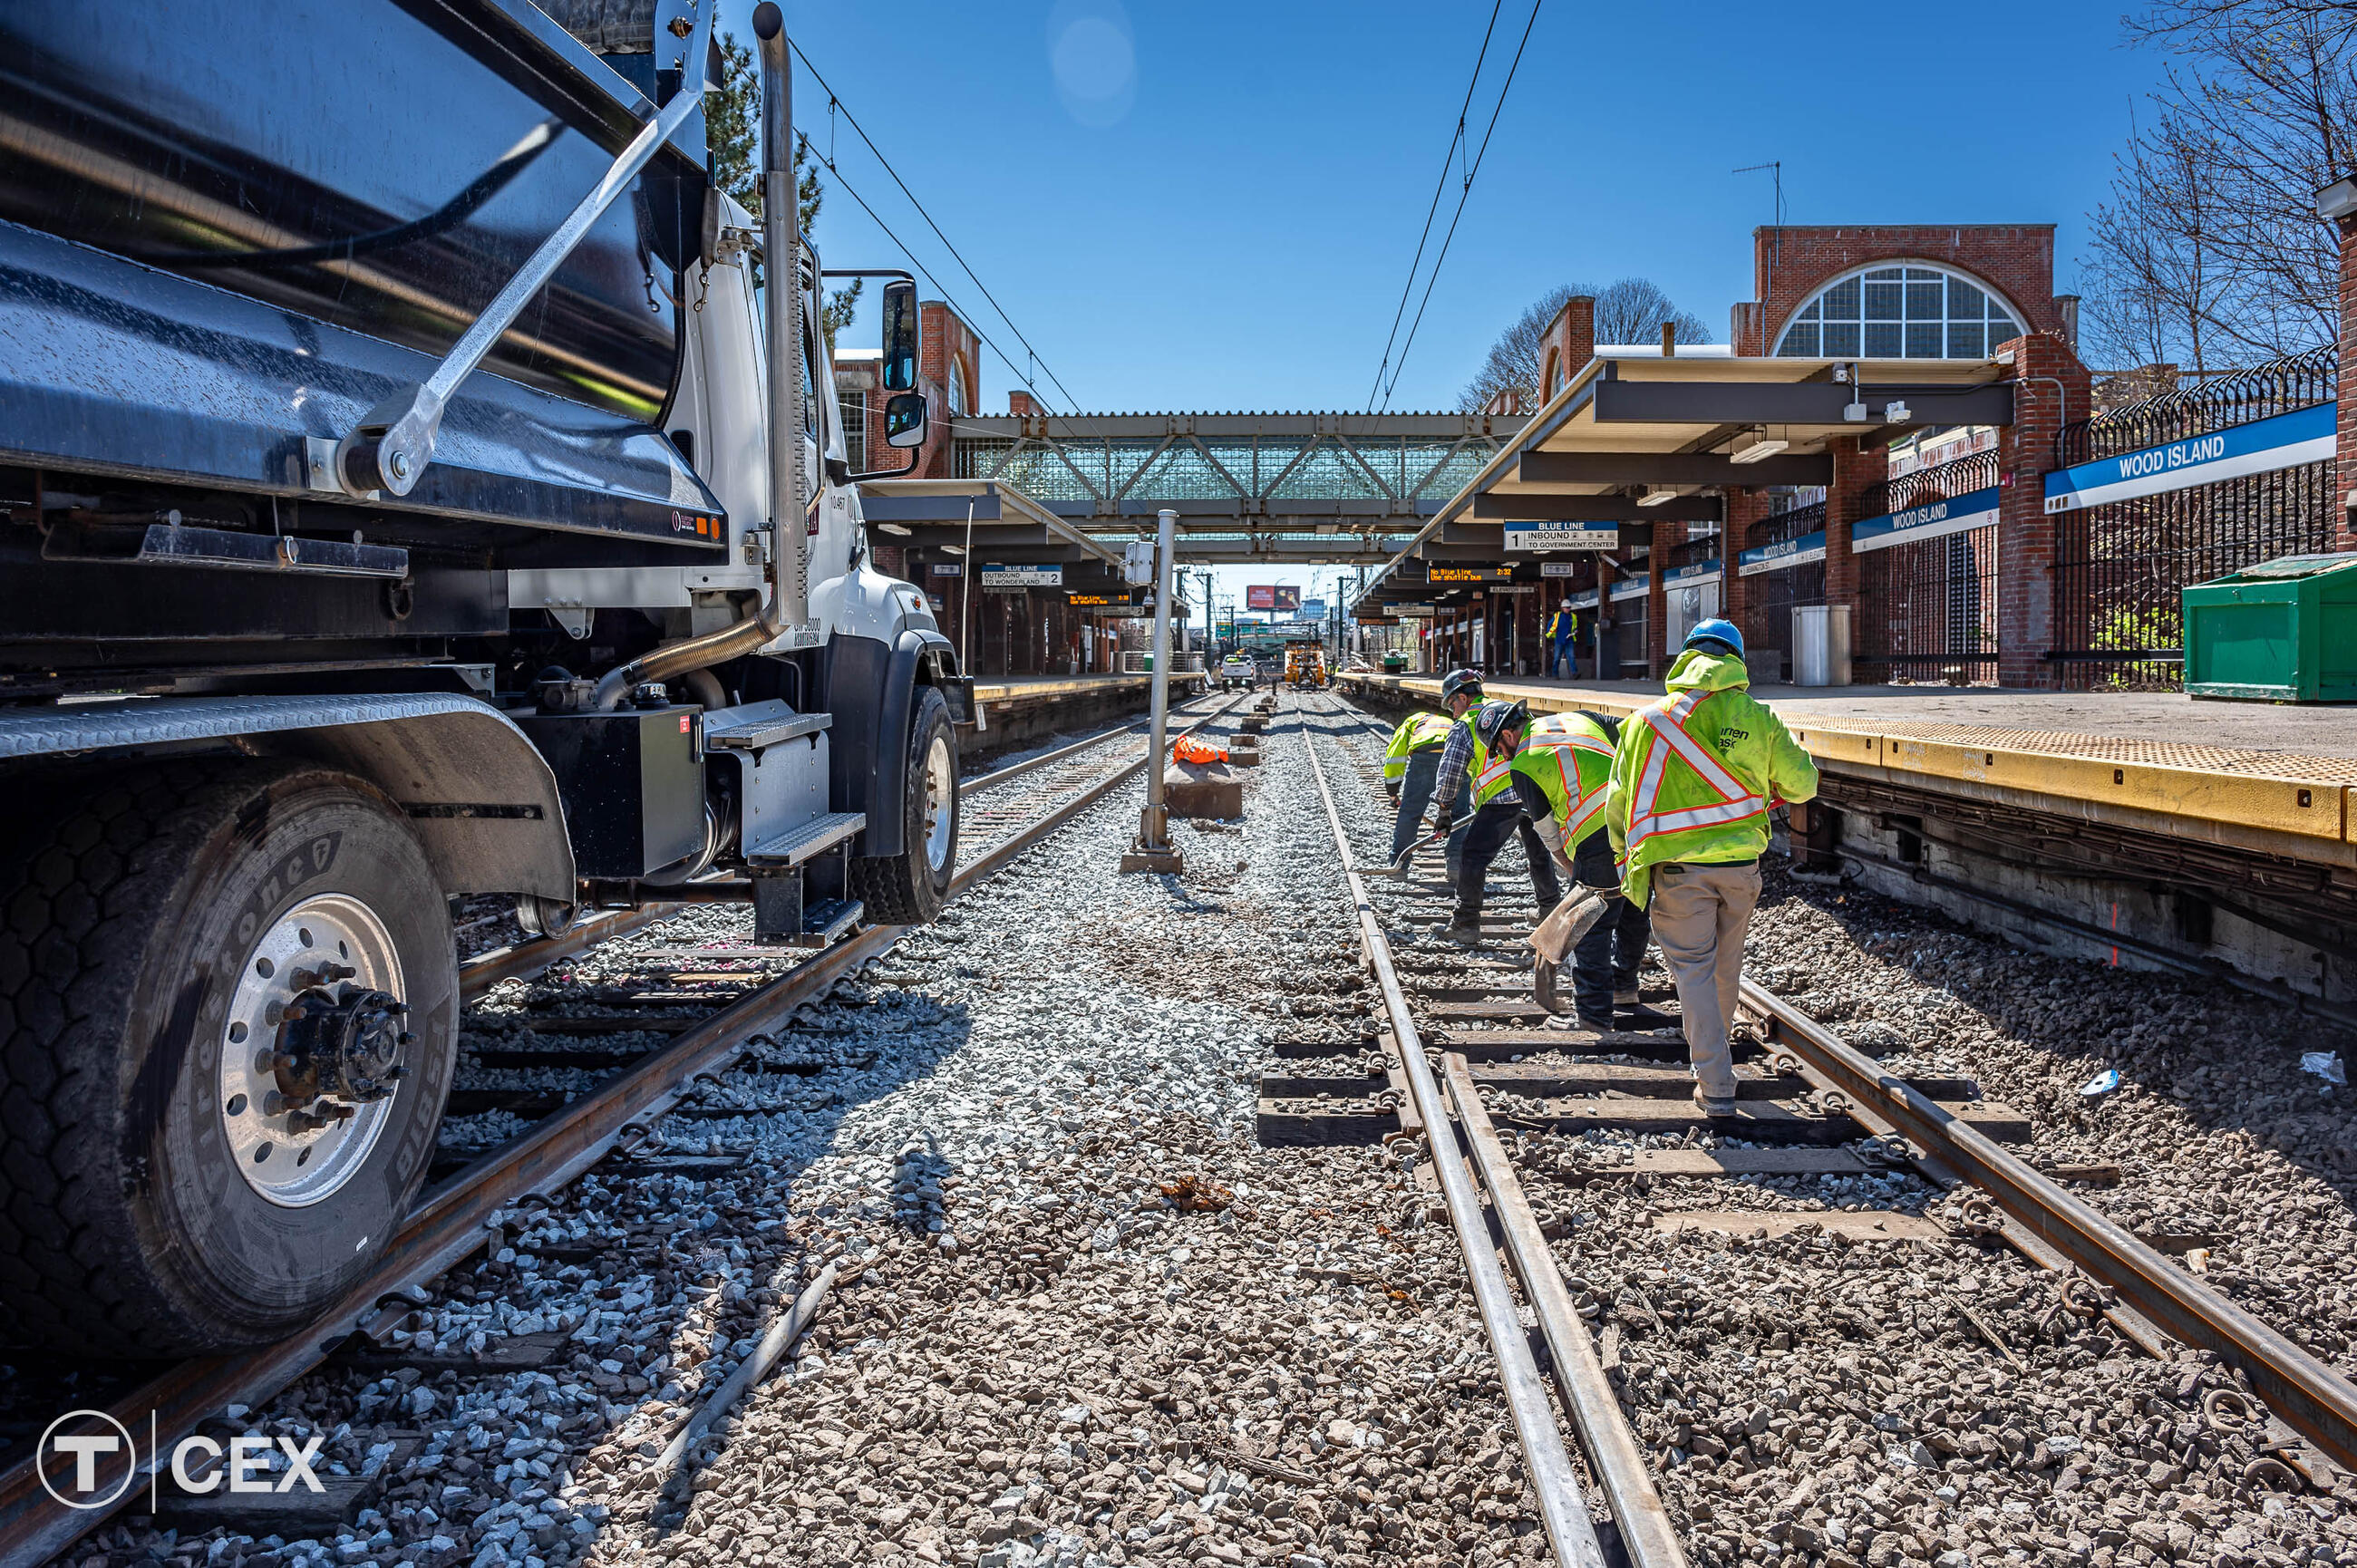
[1994,332,2090,686]
[1539,295,1596,399]
[1823,437,1886,631]
[1736,226,2063,358]
[1721,488,1766,666]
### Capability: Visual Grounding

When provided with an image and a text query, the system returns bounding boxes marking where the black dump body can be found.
[0,0,729,693]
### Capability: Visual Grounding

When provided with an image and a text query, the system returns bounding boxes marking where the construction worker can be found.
[1382,707,1461,871]
[1605,618,1818,1118]
[1387,669,1485,877]
[1508,711,1654,1030]
[1547,602,1577,679]
[1430,699,1559,944]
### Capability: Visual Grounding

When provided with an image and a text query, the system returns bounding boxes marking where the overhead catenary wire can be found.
[1363,0,1507,412]
[787,38,1084,418]
[1375,0,1545,412]
[800,138,1082,437]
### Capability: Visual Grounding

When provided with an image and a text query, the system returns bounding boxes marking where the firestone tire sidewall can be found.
[128,773,456,1349]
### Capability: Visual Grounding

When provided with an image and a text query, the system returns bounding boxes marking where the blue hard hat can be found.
[1683,617,1745,659]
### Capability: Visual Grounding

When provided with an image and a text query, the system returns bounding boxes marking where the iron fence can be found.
[2051,346,2338,691]
[1855,448,2000,684]
[1742,499,1825,682]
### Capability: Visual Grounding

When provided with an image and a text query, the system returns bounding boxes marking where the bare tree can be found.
[709,34,862,350]
[2079,1,2355,373]
[1459,279,1712,411]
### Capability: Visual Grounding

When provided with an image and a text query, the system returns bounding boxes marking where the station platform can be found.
[1335,672,2357,874]
[967,672,1206,757]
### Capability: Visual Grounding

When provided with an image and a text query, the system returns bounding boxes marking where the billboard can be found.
[1245,585,1301,612]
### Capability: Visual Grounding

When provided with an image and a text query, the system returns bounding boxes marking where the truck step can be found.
[743,810,866,866]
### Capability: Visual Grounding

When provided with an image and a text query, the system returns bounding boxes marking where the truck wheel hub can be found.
[218,893,409,1206]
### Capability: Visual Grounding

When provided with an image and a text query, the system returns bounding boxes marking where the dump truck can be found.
[0,0,969,1354]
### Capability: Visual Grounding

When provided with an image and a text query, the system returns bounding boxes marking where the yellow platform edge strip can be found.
[1350,676,2351,844]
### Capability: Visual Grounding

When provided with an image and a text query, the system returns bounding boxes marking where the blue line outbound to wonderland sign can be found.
[1851,485,2001,554]
[2042,402,2334,514]
[1737,529,1825,576]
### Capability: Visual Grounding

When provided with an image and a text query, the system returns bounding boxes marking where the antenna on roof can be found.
[1734,160,1785,354]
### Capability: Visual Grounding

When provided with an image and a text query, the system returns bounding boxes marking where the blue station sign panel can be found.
[1737,530,1825,576]
[1852,484,2002,554]
[2042,402,2334,514]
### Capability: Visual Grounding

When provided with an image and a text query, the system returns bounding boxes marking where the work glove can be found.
[1383,779,1401,802]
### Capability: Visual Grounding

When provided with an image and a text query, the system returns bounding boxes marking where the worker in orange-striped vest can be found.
[1508,710,1656,1029]
[1428,699,1560,945]
[1605,618,1818,1118]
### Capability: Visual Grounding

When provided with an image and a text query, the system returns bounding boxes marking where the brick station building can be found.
[1384,218,2348,690]
[836,303,1136,677]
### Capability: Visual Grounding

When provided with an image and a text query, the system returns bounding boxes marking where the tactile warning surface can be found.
[1855,722,2357,785]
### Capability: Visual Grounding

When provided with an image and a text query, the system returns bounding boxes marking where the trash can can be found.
[2182,553,2357,702]
[1792,605,1852,687]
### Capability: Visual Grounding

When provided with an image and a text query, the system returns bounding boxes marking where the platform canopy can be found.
[1351,349,2014,615]
[855,477,1123,566]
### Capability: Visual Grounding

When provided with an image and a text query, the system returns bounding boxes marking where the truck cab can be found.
[0,0,965,1355]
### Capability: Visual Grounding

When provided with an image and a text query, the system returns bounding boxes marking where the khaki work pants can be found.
[1644,859,1761,1100]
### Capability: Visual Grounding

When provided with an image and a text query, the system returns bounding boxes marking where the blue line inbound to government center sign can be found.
[2042,402,2334,514]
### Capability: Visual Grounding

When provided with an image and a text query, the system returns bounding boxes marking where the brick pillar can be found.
[2339,206,2357,550]
[1823,437,1883,620]
[1010,390,1041,419]
[1645,520,1683,675]
[1722,488,1767,660]
[1995,332,2090,686]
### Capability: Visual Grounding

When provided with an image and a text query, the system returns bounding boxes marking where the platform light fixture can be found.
[941,543,966,556]
[2320,173,2357,222]
[1729,429,1788,464]
[1636,487,1677,507]
[875,521,911,536]
[1883,400,1913,423]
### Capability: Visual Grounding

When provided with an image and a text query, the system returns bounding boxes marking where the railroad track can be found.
[0,692,1240,1563]
[1291,691,2357,1568]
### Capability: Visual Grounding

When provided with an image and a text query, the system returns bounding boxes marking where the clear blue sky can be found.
[734,0,2171,613]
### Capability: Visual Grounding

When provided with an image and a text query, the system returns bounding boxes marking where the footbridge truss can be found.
[935,411,1527,563]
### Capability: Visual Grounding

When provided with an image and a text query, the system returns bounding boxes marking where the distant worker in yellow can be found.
[1605,618,1818,1118]
[1546,601,1577,679]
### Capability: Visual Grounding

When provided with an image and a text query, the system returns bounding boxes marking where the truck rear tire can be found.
[0,760,457,1355]
[851,684,957,925]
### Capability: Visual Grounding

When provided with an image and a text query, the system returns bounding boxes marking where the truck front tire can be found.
[851,685,957,925]
[0,761,457,1354]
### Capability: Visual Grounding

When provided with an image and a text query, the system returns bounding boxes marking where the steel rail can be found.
[1741,978,2357,1474]
[1440,1053,1690,1568]
[456,697,1215,1001]
[1297,703,1609,1568]
[0,694,1244,1563]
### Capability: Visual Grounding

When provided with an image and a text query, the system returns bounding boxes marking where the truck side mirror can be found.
[880,279,918,392]
[884,391,927,449]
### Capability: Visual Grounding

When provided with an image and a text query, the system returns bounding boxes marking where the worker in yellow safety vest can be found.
[1385,669,1484,876]
[1428,700,1561,944]
[1605,617,1819,1118]
[1546,603,1577,679]
[1506,711,1655,1029]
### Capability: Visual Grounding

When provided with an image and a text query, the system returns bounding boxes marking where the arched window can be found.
[948,353,972,417]
[1774,263,2023,360]
[1543,351,1562,400]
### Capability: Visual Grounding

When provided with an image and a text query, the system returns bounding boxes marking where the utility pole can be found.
[1121,508,1183,875]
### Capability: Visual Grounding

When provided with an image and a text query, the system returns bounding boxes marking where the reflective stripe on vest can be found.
[1622,687,1767,856]
[1524,725,1614,844]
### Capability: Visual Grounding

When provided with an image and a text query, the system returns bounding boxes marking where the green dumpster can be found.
[2181,553,2357,702]
[1382,653,1408,673]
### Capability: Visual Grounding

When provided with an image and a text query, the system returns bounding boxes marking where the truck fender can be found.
[0,693,575,900]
